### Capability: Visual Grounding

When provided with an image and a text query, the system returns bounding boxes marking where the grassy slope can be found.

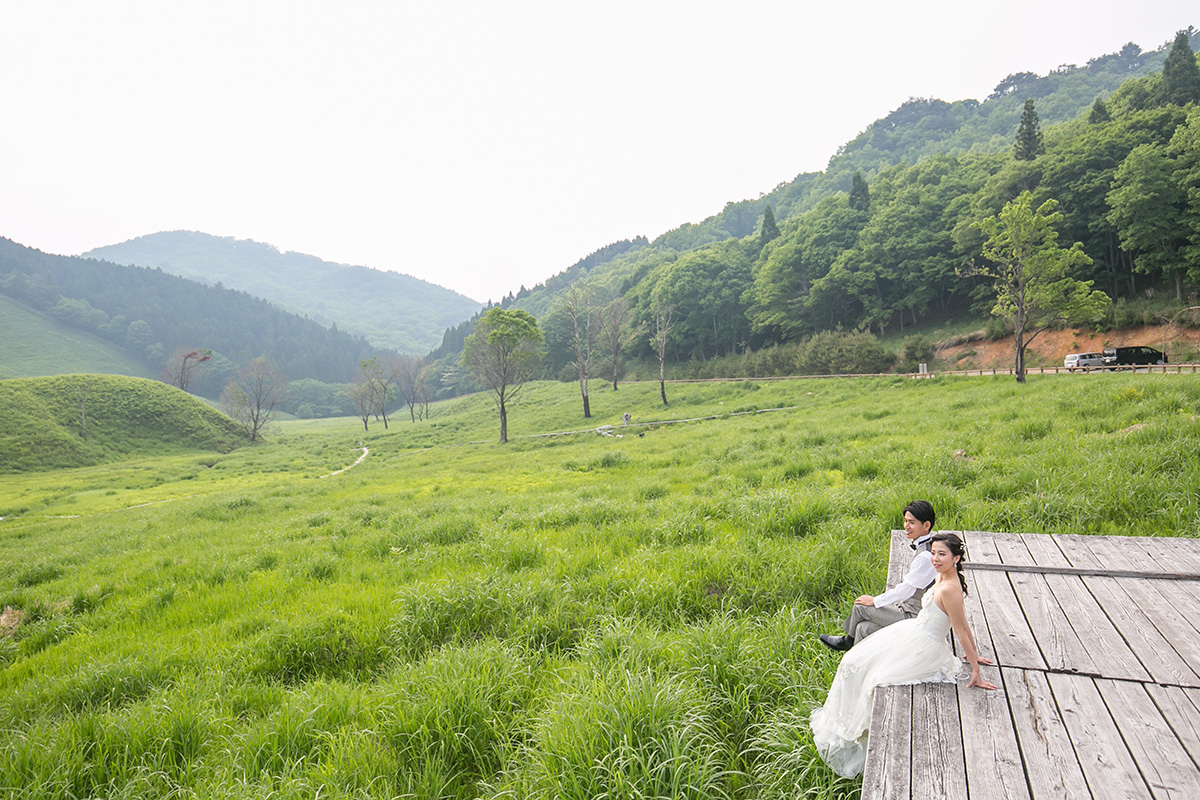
[1,374,1198,799]
[0,295,155,381]
[0,374,251,475]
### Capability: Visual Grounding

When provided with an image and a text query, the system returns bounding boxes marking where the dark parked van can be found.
[1103,346,1166,366]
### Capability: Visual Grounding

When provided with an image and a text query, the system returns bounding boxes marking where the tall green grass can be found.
[2,373,1199,798]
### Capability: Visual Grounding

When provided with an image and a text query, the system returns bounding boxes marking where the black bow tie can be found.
[910,542,918,551]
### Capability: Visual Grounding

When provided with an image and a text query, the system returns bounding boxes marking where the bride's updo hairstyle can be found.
[931,532,969,596]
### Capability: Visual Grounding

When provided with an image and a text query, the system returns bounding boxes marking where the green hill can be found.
[83,231,483,354]
[0,237,381,396]
[0,295,155,381]
[0,374,251,473]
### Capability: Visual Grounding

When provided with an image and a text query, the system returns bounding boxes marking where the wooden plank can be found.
[970,566,1045,670]
[957,664,1030,800]
[1085,535,1165,571]
[964,530,1007,565]
[1120,537,1200,611]
[994,535,1094,674]
[1020,535,1148,681]
[966,563,1200,581]
[954,532,998,663]
[1097,678,1200,798]
[1002,667,1091,800]
[863,684,912,800]
[1047,672,1152,799]
[1054,536,1200,687]
[910,682,967,800]
[1076,537,1200,657]
[1148,538,1200,573]
[994,535,1095,674]
[965,531,1048,668]
[1143,685,1200,777]
[887,529,912,590]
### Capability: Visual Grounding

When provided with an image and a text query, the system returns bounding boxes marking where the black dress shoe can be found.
[819,634,854,651]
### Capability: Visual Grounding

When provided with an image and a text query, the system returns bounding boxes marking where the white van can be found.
[1064,352,1106,370]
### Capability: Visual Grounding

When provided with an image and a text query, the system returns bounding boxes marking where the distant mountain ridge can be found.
[83,231,482,354]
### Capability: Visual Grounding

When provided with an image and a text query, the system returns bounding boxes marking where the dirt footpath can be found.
[936,324,1194,370]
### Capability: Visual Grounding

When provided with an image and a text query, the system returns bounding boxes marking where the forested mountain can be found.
[0,237,381,398]
[84,231,482,354]
[468,30,1200,382]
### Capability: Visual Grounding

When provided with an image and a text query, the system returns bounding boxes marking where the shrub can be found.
[794,327,895,375]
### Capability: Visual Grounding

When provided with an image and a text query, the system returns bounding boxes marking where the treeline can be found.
[0,239,381,398]
[509,32,1200,377]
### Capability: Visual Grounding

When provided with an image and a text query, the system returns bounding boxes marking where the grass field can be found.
[2,372,1199,799]
[0,296,155,381]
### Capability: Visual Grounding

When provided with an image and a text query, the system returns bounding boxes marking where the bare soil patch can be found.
[936,324,1186,370]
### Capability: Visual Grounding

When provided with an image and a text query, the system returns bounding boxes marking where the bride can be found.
[810,532,997,778]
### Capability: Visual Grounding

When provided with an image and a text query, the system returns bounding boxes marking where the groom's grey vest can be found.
[897,536,936,617]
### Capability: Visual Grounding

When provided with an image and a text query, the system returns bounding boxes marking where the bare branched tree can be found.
[162,347,212,392]
[562,283,600,418]
[649,300,675,406]
[599,292,645,391]
[221,357,287,441]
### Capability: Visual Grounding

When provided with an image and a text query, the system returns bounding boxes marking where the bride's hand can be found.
[967,670,998,690]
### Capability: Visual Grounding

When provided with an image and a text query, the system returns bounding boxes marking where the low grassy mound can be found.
[0,374,250,473]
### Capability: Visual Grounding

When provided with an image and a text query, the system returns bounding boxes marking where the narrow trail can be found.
[319,446,369,478]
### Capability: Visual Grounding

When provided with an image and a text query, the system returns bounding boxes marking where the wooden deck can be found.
[862,531,1200,800]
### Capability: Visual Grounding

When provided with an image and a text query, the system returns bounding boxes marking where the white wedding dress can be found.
[810,590,961,778]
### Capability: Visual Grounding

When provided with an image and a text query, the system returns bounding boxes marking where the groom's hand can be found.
[854,595,875,606]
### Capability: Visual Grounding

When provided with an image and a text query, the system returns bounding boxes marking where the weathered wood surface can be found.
[860,531,1200,800]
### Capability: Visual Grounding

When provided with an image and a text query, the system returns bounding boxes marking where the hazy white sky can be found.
[1,2,1195,303]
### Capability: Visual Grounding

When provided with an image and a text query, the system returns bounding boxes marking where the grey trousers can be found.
[842,603,910,642]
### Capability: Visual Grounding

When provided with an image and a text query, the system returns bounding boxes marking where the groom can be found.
[818,500,937,651]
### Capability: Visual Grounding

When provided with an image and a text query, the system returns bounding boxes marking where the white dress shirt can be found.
[872,533,936,608]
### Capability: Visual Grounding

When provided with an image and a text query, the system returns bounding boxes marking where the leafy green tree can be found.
[971,193,1108,382]
[1088,98,1111,124]
[1169,107,1200,287]
[848,170,870,212]
[1107,143,1187,299]
[1014,99,1045,161]
[462,307,544,443]
[746,196,868,341]
[1160,30,1200,106]
[759,204,781,249]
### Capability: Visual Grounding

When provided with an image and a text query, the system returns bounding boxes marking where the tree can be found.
[759,204,781,249]
[560,283,599,418]
[848,170,870,212]
[970,193,1109,383]
[648,300,675,406]
[598,292,644,391]
[162,347,212,392]
[1170,107,1200,287]
[1160,30,1200,106]
[222,357,287,441]
[386,354,424,423]
[462,307,544,443]
[1107,143,1188,299]
[347,380,375,432]
[1088,98,1111,124]
[1014,99,1045,161]
[357,357,392,428]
